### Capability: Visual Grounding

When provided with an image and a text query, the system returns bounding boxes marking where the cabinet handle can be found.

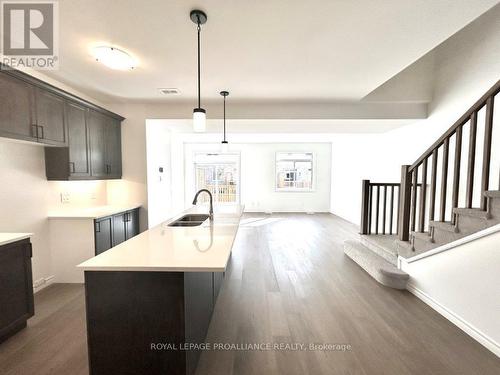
[31,124,38,138]
[95,221,101,232]
[69,162,75,173]
[38,125,44,139]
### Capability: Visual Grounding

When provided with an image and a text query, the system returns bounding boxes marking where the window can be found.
[276,152,313,191]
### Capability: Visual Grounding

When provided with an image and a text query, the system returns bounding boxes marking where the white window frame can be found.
[275,151,315,192]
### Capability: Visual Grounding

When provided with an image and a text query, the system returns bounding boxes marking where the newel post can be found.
[360,180,370,234]
[398,165,411,241]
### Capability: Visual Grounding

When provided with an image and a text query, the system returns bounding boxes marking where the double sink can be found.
[168,214,210,227]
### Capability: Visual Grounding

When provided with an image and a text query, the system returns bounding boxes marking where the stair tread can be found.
[484,190,500,198]
[411,231,433,240]
[344,240,409,289]
[429,221,459,232]
[453,208,490,219]
[360,235,398,265]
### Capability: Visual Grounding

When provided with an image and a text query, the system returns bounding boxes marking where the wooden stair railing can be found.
[398,80,500,241]
[360,181,401,235]
[360,80,499,241]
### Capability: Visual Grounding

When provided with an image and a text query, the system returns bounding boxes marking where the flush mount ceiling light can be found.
[92,46,137,70]
[220,90,229,153]
[190,9,207,132]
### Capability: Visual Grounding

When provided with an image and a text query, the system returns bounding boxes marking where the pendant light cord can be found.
[197,19,201,109]
[223,95,226,141]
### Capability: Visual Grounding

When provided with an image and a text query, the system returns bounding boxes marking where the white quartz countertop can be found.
[78,204,244,272]
[0,233,32,246]
[47,204,141,219]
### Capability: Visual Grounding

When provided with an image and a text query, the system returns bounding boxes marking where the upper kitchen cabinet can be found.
[104,117,122,178]
[0,72,37,142]
[66,102,91,177]
[34,88,67,146]
[88,109,108,178]
[89,110,122,179]
[45,101,90,179]
[46,106,123,180]
[0,66,125,180]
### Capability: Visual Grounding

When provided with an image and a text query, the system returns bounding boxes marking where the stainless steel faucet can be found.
[192,189,214,220]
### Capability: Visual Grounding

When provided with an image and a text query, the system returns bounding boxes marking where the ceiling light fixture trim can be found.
[92,46,137,70]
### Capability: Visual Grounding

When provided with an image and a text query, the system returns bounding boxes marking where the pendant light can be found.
[220,90,229,153]
[190,10,207,132]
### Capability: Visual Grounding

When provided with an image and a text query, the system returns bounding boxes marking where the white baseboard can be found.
[407,283,500,357]
[33,275,55,294]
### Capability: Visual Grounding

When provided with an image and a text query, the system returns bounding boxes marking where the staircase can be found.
[344,80,500,289]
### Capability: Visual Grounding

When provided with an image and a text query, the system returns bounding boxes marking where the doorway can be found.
[193,153,240,204]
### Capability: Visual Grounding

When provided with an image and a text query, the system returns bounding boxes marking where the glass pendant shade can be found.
[193,108,206,132]
[221,141,229,153]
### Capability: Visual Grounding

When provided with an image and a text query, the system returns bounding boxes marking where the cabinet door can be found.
[35,88,67,146]
[95,217,112,255]
[66,102,90,176]
[112,213,126,247]
[0,73,36,141]
[213,272,223,302]
[184,272,214,375]
[125,209,139,240]
[88,110,107,177]
[0,239,34,343]
[105,118,122,178]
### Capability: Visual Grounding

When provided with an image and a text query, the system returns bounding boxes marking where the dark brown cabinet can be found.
[95,217,113,256]
[0,67,124,180]
[0,239,34,343]
[45,103,123,180]
[125,209,139,240]
[104,118,122,178]
[88,110,107,178]
[44,101,91,179]
[84,268,225,375]
[0,72,36,141]
[94,208,140,255]
[34,88,67,146]
[112,213,126,247]
[66,102,90,176]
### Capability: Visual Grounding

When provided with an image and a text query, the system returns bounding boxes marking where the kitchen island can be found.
[78,204,243,375]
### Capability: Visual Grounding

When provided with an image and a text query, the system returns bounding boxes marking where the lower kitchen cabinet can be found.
[0,239,34,343]
[85,268,226,375]
[95,216,113,256]
[94,208,140,255]
[125,209,139,240]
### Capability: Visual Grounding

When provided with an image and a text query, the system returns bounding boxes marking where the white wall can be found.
[401,226,500,356]
[145,120,173,227]
[179,142,331,213]
[330,6,500,225]
[0,138,107,287]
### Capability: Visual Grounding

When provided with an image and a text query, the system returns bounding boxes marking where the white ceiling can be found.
[44,0,498,103]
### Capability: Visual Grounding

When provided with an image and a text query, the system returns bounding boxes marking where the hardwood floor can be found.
[0,213,498,374]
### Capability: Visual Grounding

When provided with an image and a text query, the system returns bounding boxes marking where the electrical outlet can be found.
[60,192,70,204]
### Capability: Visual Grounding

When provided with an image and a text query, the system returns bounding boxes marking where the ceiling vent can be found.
[159,88,180,95]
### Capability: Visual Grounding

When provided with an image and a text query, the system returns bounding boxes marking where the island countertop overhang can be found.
[77,204,244,272]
